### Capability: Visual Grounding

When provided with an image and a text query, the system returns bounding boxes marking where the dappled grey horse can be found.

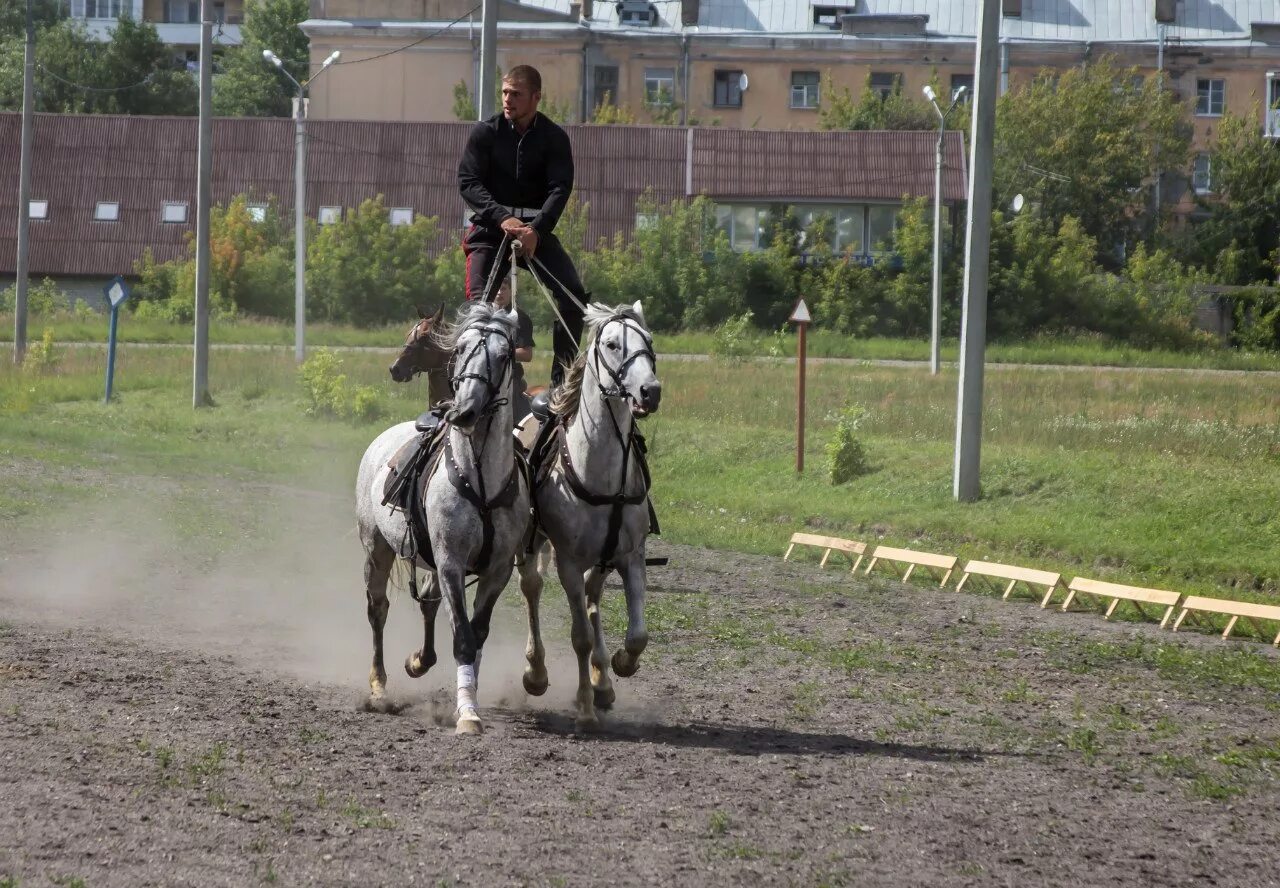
[517,302,662,730]
[356,302,529,734]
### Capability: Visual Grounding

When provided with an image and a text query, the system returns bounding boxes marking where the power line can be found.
[36,62,159,92]
[331,5,481,68]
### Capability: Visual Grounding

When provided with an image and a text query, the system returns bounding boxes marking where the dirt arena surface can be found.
[2,488,1279,887]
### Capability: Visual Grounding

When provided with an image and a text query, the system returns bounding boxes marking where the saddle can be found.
[381,403,451,569]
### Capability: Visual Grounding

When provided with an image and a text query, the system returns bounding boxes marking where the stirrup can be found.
[530,390,553,421]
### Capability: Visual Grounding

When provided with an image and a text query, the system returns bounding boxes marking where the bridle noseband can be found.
[592,316,657,402]
[449,324,516,418]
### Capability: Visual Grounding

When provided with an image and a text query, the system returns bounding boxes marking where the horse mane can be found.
[548,303,649,420]
[430,301,519,352]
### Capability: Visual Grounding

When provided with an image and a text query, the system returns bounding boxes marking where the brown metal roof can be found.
[0,113,968,278]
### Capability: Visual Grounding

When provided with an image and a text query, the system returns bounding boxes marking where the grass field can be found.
[4,311,1280,371]
[1,339,1277,636]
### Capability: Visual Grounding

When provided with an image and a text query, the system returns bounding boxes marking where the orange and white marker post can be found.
[789,298,811,473]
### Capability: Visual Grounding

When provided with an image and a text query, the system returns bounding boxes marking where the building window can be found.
[29,199,49,220]
[1196,78,1225,116]
[592,65,619,109]
[644,67,675,105]
[94,201,119,222]
[617,0,656,26]
[161,201,188,224]
[790,71,820,109]
[870,72,901,100]
[714,70,744,108]
[812,5,855,27]
[72,0,129,18]
[867,205,899,252]
[1193,154,1213,193]
[165,0,198,22]
[318,206,342,225]
[389,207,414,227]
[950,73,974,100]
[634,212,658,231]
[247,203,268,223]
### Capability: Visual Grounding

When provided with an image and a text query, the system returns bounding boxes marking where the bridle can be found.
[393,320,443,380]
[591,315,657,404]
[448,324,516,419]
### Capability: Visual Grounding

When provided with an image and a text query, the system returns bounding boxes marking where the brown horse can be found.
[389,304,451,405]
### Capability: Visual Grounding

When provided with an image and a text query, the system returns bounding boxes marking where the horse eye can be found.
[606,341,619,351]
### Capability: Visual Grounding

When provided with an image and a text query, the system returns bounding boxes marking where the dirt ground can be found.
[2,483,1279,887]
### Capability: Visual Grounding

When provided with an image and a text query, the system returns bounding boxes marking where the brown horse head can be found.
[389,304,448,383]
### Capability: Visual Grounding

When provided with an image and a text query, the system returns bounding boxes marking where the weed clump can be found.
[298,349,382,421]
[826,405,870,484]
[710,311,757,362]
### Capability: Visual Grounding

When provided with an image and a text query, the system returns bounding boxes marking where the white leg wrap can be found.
[457,664,478,714]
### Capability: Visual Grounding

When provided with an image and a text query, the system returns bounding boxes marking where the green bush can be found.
[826,405,870,485]
[23,328,61,375]
[0,277,67,316]
[298,349,383,421]
[710,311,758,362]
[1231,284,1280,350]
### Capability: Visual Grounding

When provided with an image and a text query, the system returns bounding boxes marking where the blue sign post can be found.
[103,275,130,403]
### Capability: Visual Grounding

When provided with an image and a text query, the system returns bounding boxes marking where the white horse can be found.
[518,302,662,730]
[356,302,529,735]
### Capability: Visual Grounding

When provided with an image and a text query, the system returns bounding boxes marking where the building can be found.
[0,112,967,296]
[73,0,244,65]
[303,0,1280,150]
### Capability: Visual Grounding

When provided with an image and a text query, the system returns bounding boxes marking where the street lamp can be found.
[922,83,967,376]
[264,48,340,363]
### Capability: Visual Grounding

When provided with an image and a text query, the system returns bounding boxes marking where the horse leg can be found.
[610,556,649,679]
[585,567,616,709]
[469,561,515,692]
[557,557,598,731]
[404,571,441,678]
[363,532,396,706]
[438,563,483,735]
[517,539,550,696]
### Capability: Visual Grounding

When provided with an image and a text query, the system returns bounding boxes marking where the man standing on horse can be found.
[457,64,586,388]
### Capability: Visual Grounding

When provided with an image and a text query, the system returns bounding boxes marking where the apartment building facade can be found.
[74,0,244,63]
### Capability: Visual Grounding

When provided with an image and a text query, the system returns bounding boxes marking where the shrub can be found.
[23,329,61,375]
[826,405,870,485]
[0,277,66,316]
[710,311,757,362]
[298,349,383,421]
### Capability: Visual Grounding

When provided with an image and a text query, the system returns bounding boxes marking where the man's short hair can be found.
[504,65,542,94]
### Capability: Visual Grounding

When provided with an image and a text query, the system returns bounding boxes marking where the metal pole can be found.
[105,306,119,403]
[953,0,1000,502]
[294,93,306,363]
[192,1,212,407]
[930,125,944,375]
[13,0,35,365]
[478,0,497,119]
[1153,24,1165,217]
[796,321,807,473]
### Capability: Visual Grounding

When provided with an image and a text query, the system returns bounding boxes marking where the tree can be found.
[212,0,309,117]
[993,56,1189,266]
[0,17,196,115]
[1180,107,1280,284]
[818,74,937,131]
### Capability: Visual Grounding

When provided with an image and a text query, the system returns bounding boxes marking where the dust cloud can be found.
[0,475,597,719]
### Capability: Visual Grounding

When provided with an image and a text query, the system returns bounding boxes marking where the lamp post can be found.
[263,48,340,363]
[922,83,967,376]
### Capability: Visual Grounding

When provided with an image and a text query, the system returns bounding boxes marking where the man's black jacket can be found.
[457,112,574,237]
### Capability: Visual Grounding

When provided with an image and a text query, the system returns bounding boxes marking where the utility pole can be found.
[13,0,35,365]
[193,0,212,407]
[478,0,497,119]
[263,49,339,363]
[953,0,1000,502]
[923,84,967,376]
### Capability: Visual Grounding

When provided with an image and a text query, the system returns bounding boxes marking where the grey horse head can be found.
[583,301,661,417]
[435,301,519,434]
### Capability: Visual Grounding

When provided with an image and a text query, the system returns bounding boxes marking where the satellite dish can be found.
[738,72,749,92]
[1011,193,1025,214]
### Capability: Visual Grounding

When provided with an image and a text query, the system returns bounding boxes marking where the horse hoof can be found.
[593,685,616,709]
[455,716,484,736]
[522,671,549,696]
[574,714,601,733]
[405,652,433,678]
[611,650,640,678]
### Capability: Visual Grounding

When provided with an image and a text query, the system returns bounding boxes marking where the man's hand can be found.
[500,216,527,236]
[517,227,539,259]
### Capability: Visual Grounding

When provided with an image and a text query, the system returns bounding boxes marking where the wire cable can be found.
[332,5,481,67]
[36,63,159,93]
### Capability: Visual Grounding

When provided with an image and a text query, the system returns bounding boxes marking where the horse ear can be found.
[631,300,646,324]
[417,305,428,320]
[431,302,445,324]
